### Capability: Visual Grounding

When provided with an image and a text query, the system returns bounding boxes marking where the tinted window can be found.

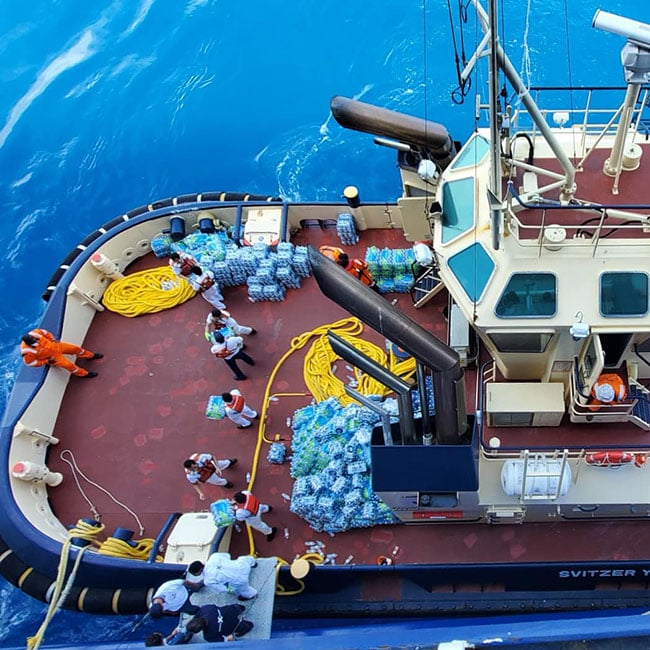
[495,273,556,317]
[600,272,648,317]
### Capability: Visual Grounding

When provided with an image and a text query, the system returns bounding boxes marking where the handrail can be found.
[147,512,181,563]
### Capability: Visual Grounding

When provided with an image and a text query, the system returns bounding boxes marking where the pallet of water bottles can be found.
[287,396,399,534]
[364,246,417,293]
[151,228,312,302]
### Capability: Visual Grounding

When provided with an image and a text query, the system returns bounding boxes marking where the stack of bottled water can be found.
[266,441,287,464]
[365,246,416,294]
[336,213,359,245]
[153,227,312,301]
[151,233,174,258]
[291,246,312,278]
[289,397,398,533]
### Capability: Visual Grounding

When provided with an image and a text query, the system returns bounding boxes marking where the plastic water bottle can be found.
[246,472,251,482]
[284,527,289,540]
[344,555,354,565]
[281,492,291,502]
[391,545,400,556]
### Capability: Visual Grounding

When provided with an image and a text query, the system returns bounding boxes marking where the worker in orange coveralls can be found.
[319,245,379,292]
[589,372,628,410]
[20,328,103,378]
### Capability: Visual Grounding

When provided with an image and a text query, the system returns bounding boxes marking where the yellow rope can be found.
[27,540,89,650]
[274,552,325,597]
[67,519,106,547]
[102,266,195,317]
[97,536,162,562]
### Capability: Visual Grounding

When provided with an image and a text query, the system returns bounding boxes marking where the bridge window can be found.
[441,178,475,243]
[600,272,648,317]
[495,273,557,318]
[449,135,490,171]
[447,242,495,302]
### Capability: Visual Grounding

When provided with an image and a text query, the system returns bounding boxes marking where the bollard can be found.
[91,253,124,279]
[12,461,63,486]
[342,185,367,229]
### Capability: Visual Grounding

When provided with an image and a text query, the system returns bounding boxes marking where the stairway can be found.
[410,265,444,308]
[628,382,650,431]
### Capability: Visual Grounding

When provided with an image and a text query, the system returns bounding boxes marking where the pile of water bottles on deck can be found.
[152,227,311,302]
[288,397,399,533]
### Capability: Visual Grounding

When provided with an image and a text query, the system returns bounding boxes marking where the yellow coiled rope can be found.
[303,325,416,405]
[102,266,196,317]
[97,536,163,562]
[67,518,106,547]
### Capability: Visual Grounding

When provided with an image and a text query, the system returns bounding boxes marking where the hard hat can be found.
[594,382,616,403]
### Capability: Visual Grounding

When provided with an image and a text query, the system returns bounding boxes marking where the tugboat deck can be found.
[46,222,650,614]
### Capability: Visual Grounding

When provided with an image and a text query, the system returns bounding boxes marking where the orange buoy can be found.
[585,451,645,468]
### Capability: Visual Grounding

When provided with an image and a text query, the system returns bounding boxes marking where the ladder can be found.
[410,265,445,308]
[518,449,570,501]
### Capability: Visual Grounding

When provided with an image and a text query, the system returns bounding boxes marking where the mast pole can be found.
[487,0,502,251]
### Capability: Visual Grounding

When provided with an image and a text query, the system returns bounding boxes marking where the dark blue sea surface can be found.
[1,0,649,646]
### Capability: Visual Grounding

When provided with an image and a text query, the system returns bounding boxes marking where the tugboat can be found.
[3,1,650,643]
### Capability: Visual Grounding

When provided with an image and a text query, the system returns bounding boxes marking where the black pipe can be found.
[309,246,466,444]
[328,331,417,443]
[330,96,458,170]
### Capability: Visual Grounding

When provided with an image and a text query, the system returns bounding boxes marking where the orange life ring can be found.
[585,451,646,468]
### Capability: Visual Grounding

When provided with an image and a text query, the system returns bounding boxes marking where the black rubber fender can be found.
[42,267,67,302]
[18,567,56,603]
[79,230,104,247]
[59,247,83,268]
[0,535,150,614]
[101,215,129,230]
[126,205,149,219]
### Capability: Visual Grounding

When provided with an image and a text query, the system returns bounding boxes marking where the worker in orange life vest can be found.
[211,331,255,381]
[221,389,258,429]
[183,453,237,500]
[319,245,379,292]
[589,372,628,409]
[169,251,198,277]
[20,328,102,378]
[205,308,255,342]
[187,265,226,310]
[231,490,276,541]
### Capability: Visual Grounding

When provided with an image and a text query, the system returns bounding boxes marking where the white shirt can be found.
[152,579,189,612]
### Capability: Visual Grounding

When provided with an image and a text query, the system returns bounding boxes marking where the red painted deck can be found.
[47,223,650,586]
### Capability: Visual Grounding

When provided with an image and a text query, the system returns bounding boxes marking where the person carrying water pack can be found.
[204,308,255,342]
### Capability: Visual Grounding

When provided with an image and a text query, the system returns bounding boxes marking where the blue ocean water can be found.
[1,0,649,646]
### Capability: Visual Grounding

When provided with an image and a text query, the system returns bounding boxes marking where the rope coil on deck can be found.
[102,265,195,317]
[97,536,162,561]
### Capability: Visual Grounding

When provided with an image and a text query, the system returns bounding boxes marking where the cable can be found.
[102,266,196,317]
